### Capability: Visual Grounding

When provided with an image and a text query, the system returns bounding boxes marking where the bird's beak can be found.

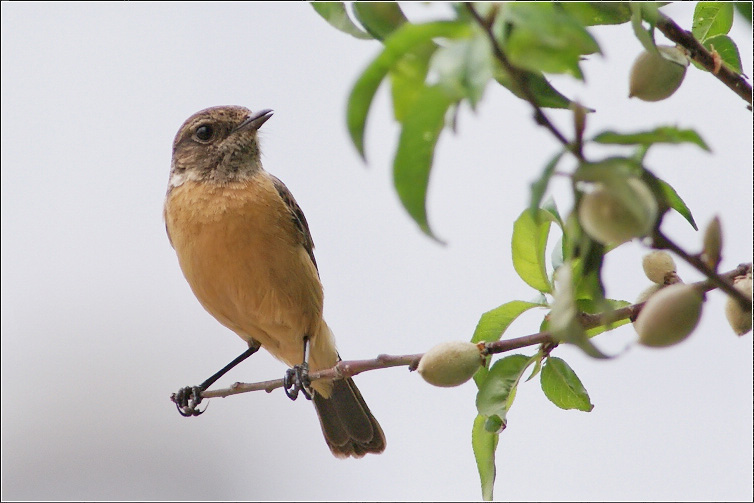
[235,109,273,132]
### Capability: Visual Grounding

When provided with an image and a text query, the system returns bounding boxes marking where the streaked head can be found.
[169,105,273,189]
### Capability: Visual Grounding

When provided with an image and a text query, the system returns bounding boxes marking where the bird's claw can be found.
[171,386,207,416]
[283,363,312,401]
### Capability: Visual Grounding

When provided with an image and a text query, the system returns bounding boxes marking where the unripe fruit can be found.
[702,216,722,270]
[417,341,485,387]
[578,177,658,245]
[635,283,704,347]
[629,45,689,102]
[725,274,752,336]
[642,251,677,284]
[635,283,664,305]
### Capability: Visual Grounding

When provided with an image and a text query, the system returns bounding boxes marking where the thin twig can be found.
[463,3,582,160]
[655,13,752,106]
[200,263,751,400]
[653,229,752,310]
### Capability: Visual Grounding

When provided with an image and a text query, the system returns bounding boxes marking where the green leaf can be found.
[560,2,632,26]
[734,2,752,24]
[702,35,743,73]
[389,43,438,123]
[529,151,566,216]
[548,262,611,359]
[540,357,594,411]
[512,209,554,293]
[652,175,698,230]
[692,2,734,41]
[630,3,657,53]
[493,67,576,109]
[472,414,499,501]
[352,2,408,40]
[581,299,632,337]
[471,300,544,386]
[430,33,493,108]
[476,354,534,418]
[503,3,601,79]
[591,127,710,151]
[347,21,471,159]
[311,2,373,40]
[393,85,453,241]
[472,301,545,345]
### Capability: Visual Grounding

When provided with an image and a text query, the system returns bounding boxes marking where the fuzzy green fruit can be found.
[417,341,484,387]
[629,45,689,102]
[635,283,704,347]
[579,177,658,245]
[725,274,752,336]
[642,251,677,284]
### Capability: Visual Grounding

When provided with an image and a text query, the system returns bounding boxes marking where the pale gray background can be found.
[2,2,752,501]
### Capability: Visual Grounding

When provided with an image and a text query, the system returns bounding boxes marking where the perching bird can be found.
[164,105,385,458]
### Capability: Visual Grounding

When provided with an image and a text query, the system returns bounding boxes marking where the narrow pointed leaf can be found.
[540,357,594,411]
[592,127,710,151]
[311,2,373,40]
[347,21,470,159]
[472,414,499,501]
[512,209,553,293]
[393,85,453,240]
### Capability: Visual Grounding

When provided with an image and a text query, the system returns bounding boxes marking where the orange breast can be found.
[164,175,331,370]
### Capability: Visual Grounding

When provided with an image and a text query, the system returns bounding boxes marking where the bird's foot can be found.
[171,386,207,416]
[283,363,312,401]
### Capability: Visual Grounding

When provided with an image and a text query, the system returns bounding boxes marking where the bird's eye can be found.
[194,125,214,142]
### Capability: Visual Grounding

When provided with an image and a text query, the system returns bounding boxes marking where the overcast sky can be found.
[2,2,752,501]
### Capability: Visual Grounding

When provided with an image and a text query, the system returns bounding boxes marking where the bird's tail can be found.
[312,377,386,458]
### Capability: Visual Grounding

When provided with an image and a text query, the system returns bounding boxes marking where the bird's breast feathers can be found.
[164,175,325,364]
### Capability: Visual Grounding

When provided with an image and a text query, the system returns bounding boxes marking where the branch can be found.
[655,13,752,106]
[201,263,751,400]
[463,3,583,160]
[653,229,753,311]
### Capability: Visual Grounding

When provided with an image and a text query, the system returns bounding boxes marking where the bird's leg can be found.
[283,336,313,401]
[171,341,261,416]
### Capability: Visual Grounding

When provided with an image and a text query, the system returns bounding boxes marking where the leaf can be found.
[529,151,566,216]
[503,3,601,79]
[652,176,698,230]
[352,2,408,40]
[493,68,577,109]
[692,2,734,41]
[471,300,544,386]
[430,33,493,108]
[560,2,632,26]
[472,414,499,501]
[591,127,710,151]
[630,3,657,53]
[512,209,553,293]
[393,85,453,241]
[581,299,632,337]
[472,301,545,345]
[389,43,438,123]
[540,357,594,411]
[548,263,612,359]
[476,354,534,419]
[703,35,743,73]
[311,2,373,40]
[734,2,752,24]
[347,21,471,159]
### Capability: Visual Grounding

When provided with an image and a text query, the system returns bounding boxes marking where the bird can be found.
[164,105,385,458]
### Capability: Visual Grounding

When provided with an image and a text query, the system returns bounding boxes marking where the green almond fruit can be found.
[629,45,689,102]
